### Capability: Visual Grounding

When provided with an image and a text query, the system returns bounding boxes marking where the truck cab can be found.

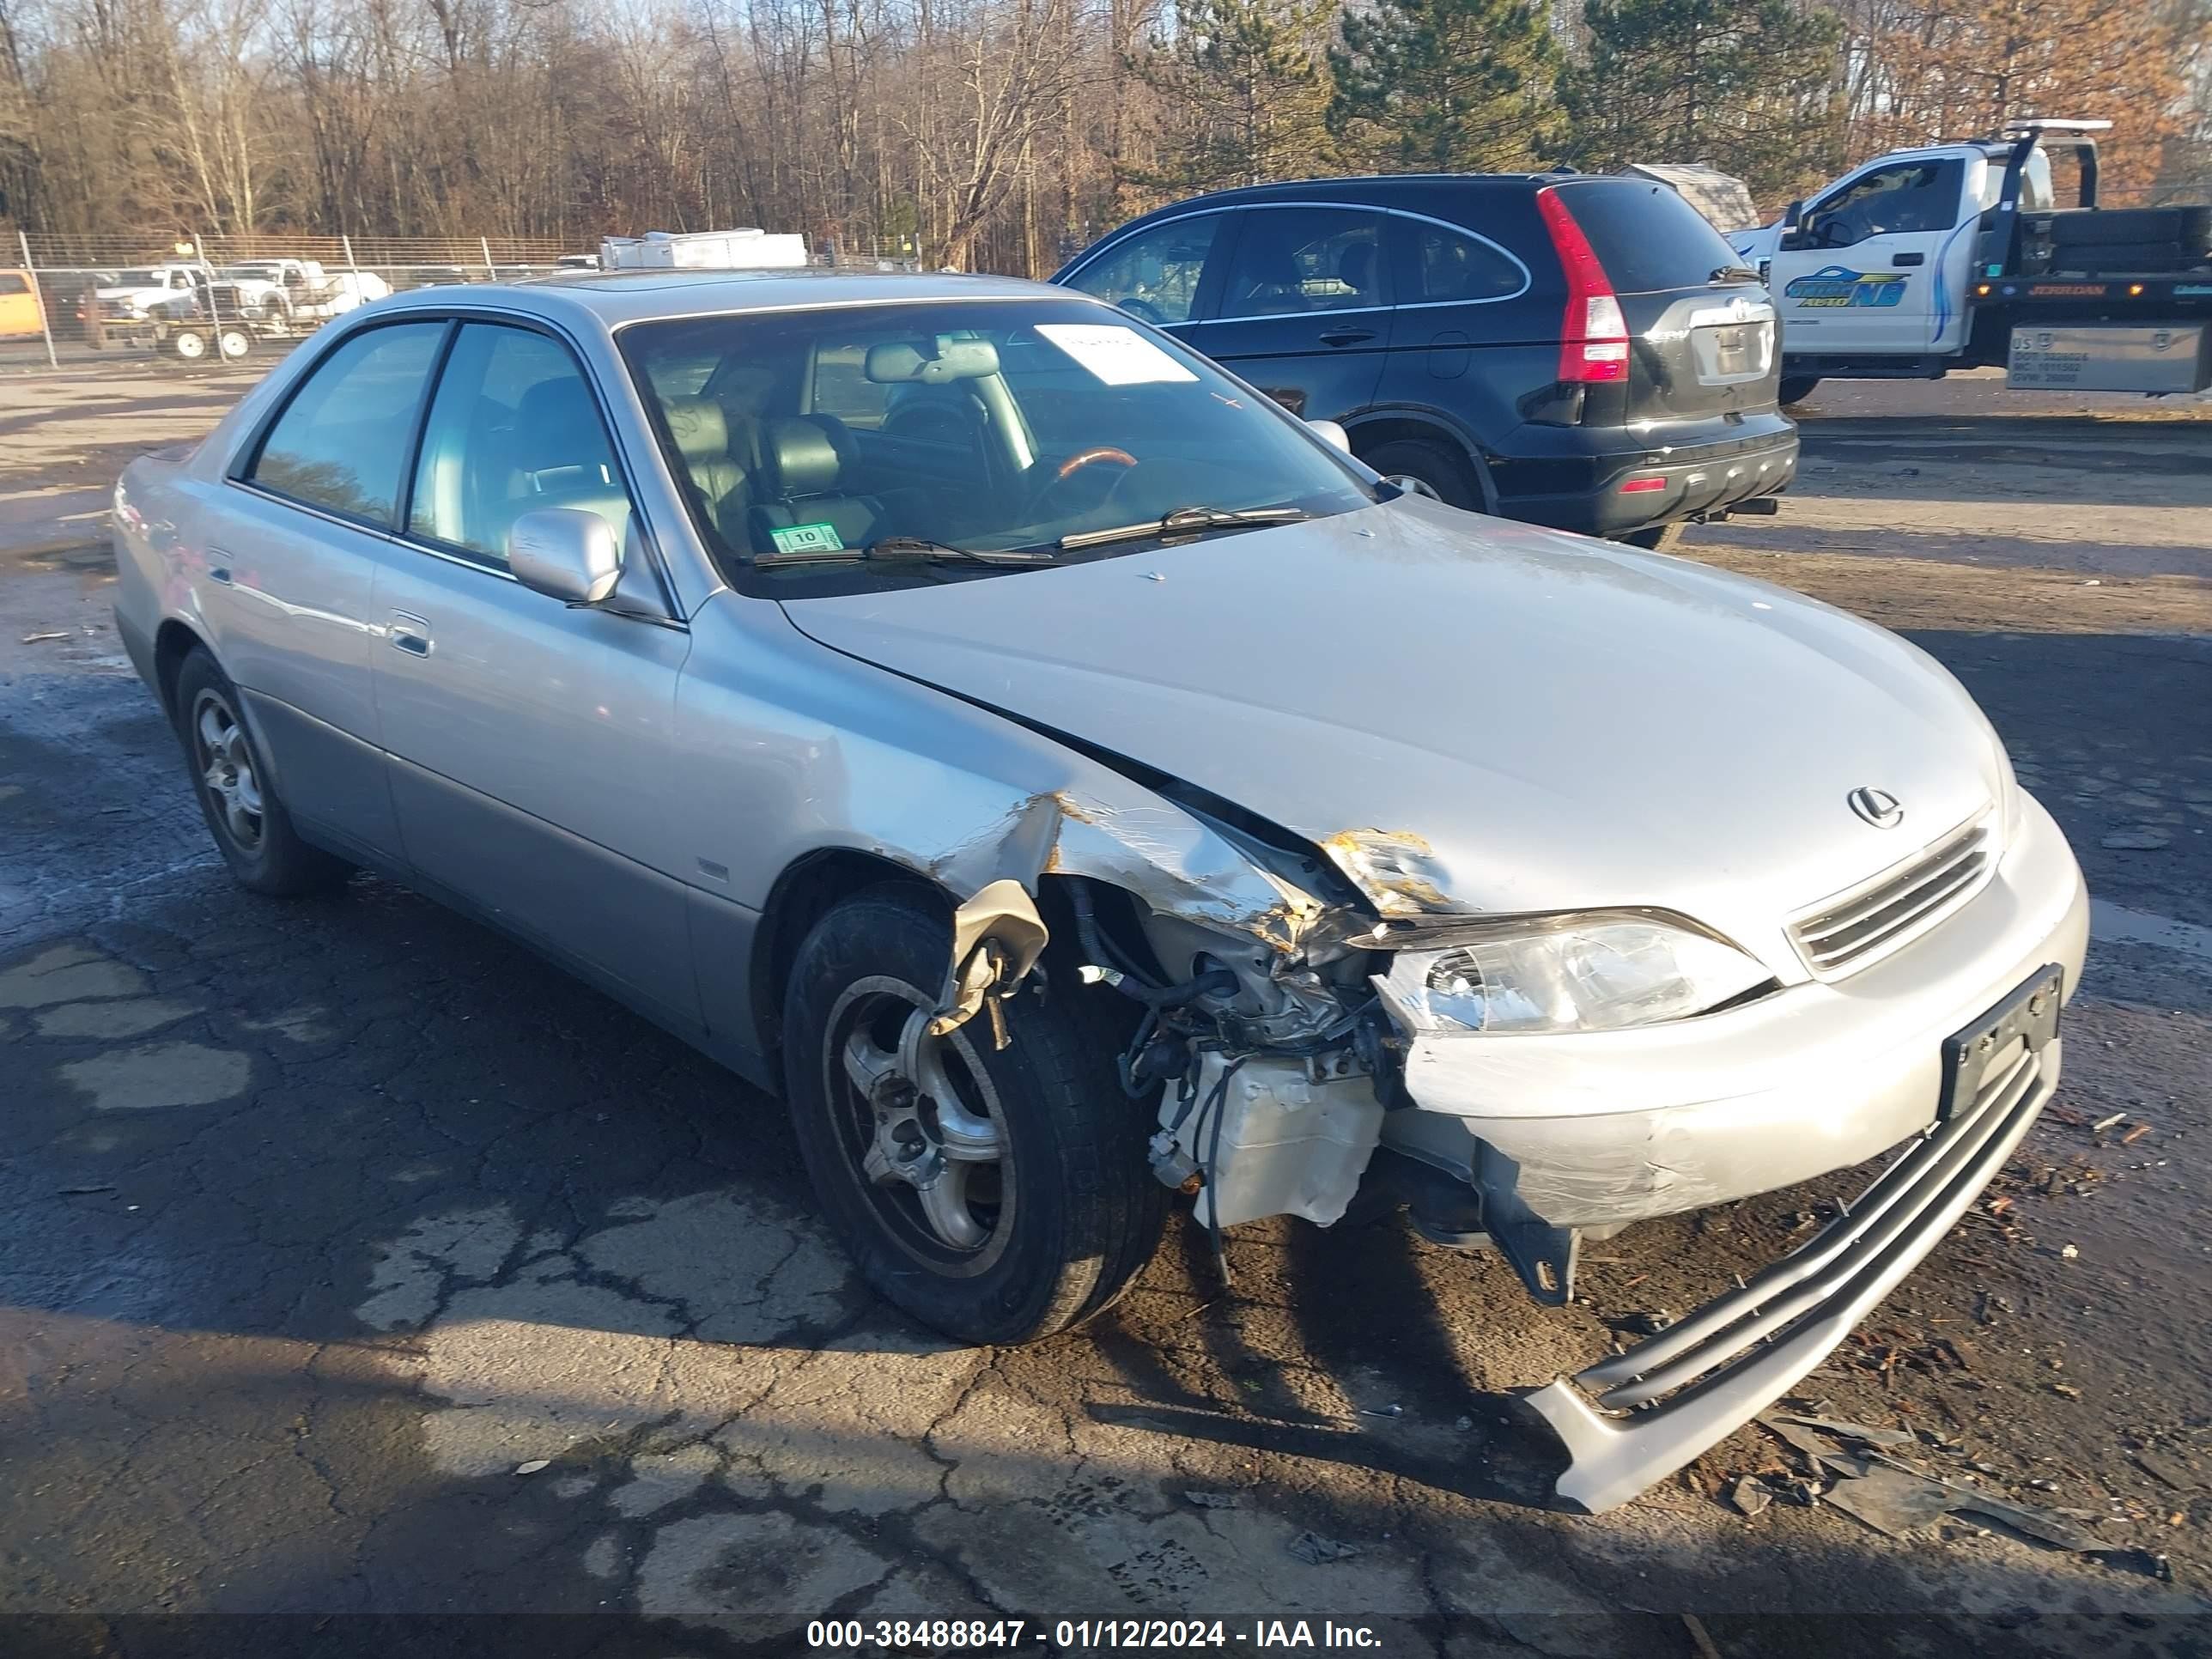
[1735,142,2052,368]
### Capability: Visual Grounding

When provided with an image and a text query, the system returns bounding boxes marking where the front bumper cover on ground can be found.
[1522,963,2065,1513]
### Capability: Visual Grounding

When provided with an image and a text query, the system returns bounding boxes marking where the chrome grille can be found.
[1790,817,1993,975]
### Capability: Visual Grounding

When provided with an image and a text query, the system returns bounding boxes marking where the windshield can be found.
[113,269,161,286]
[618,296,1372,587]
[222,264,279,279]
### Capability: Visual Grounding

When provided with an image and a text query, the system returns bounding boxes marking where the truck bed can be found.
[2015,205,2212,278]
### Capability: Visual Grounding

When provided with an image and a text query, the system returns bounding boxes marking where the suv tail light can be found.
[1536,187,1630,384]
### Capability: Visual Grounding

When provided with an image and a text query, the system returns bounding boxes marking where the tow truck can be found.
[1731,120,2212,401]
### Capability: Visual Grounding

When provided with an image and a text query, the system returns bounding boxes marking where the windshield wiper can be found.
[755,536,1056,569]
[1059,504,1310,552]
[1709,264,1765,284]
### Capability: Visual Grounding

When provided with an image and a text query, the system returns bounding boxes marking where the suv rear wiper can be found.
[1709,264,1765,284]
[1059,504,1310,551]
[755,537,1057,568]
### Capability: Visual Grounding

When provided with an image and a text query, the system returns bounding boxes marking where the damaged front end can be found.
[909,782,2069,1519]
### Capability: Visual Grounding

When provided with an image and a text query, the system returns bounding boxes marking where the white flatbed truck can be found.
[1730,121,2212,402]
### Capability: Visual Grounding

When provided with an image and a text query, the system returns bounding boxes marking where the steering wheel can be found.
[1023,447,1139,522]
[1118,297,1167,325]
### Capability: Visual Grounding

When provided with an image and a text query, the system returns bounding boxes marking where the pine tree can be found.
[1128,0,1340,197]
[1325,0,1563,173]
[1559,0,1844,204]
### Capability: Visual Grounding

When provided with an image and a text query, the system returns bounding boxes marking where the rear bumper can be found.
[1500,428,1800,538]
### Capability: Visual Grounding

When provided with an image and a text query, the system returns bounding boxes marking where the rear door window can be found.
[1408,223,1525,302]
[246,321,447,525]
[1547,181,1746,293]
[1218,207,1389,318]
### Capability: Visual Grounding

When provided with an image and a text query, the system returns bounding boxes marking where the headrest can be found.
[516,376,602,452]
[1339,241,1374,291]
[760,416,842,496]
[661,396,728,463]
[864,339,1000,385]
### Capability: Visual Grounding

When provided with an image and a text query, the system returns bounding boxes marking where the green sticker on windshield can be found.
[769,520,844,555]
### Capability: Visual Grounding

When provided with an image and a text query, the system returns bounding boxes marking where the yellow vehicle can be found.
[0,268,49,339]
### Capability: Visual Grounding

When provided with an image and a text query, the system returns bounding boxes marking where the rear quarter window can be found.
[1550,180,1744,294]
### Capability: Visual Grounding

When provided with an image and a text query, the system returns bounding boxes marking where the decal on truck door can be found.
[1784,266,1909,308]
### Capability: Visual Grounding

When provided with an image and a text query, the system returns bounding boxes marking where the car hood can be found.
[780,500,2006,971]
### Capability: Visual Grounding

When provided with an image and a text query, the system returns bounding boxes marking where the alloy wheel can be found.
[828,977,1009,1259]
[191,690,264,851]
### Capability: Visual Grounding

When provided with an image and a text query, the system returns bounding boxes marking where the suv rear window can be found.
[1549,180,1743,294]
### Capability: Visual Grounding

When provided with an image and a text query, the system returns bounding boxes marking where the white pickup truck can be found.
[1732,120,2212,401]
[215,259,391,321]
[88,262,216,324]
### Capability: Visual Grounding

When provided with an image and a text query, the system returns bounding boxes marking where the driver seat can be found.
[660,396,754,540]
[746,416,886,555]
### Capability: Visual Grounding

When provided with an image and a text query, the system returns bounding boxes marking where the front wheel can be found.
[216,323,253,360]
[782,885,1164,1345]
[167,327,209,361]
[1358,437,1483,511]
[1778,374,1821,406]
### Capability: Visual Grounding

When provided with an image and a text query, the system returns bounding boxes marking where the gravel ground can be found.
[2,364,2209,1658]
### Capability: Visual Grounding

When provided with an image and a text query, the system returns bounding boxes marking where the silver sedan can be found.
[112,270,2087,1512]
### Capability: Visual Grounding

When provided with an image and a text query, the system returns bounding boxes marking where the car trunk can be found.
[1548,178,1782,426]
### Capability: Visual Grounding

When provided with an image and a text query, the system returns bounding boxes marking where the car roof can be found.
[368,267,1077,331]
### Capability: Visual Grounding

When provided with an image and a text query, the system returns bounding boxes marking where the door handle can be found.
[207,547,234,585]
[388,611,433,657]
[1892,252,1925,267]
[1319,327,1376,347]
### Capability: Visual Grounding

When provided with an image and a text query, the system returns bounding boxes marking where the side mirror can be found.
[1779,199,1808,251]
[509,508,621,605]
[1307,417,1352,453]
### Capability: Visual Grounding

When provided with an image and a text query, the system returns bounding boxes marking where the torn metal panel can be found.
[1321,829,1467,918]
[928,878,1048,1042]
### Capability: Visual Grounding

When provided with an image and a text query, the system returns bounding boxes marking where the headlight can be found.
[1373,910,1774,1036]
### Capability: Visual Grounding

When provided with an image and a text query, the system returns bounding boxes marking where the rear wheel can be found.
[782,885,1164,1346]
[1778,374,1821,406]
[216,323,253,360]
[1360,437,1484,511]
[173,648,351,896]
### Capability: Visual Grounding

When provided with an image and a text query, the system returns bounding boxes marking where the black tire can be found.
[782,884,1164,1346]
[1778,374,1821,406]
[1616,521,1686,553]
[167,327,210,362]
[1360,437,1485,512]
[215,322,253,360]
[173,648,351,896]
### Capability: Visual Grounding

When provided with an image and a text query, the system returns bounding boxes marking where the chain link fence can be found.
[3,228,922,372]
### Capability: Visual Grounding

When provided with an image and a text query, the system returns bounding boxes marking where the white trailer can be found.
[599,229,809,270]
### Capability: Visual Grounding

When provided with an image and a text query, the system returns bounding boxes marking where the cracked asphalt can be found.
[3,365,2210,1658]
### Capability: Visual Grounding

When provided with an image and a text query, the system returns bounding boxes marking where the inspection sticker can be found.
[769,520,844,555]
[1036,323,1199,386]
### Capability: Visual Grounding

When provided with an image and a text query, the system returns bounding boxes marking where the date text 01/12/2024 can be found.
[805,1619,1389,1650]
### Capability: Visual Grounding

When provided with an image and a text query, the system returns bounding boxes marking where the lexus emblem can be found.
[1848,787,1905,829]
